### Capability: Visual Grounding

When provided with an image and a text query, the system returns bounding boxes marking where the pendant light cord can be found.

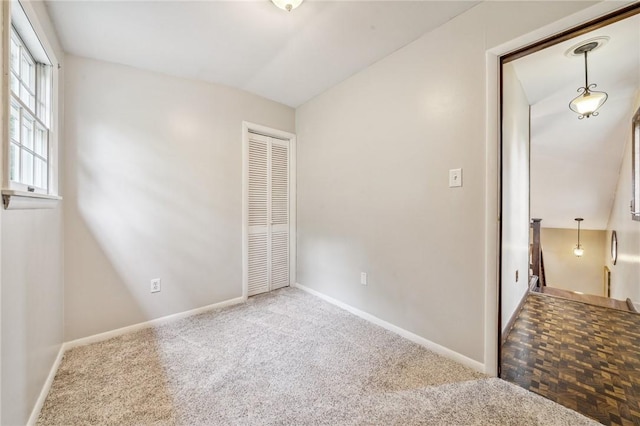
[583,51,589,89]
[577,220,581,247]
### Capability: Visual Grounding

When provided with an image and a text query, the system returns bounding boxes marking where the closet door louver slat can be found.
[271,142,289,226]
[270,231,289,290]
[248,139,268,227]
[248,233,268,296]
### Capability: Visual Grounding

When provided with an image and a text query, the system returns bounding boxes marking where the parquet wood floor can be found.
[502,292,640,425]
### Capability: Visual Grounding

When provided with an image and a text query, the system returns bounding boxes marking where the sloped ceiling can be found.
[45,0,478,108]
[511,14,640,230]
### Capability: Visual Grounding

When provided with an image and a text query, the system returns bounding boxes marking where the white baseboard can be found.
[293,283,485,373]
[64,296,245,350]
[27,345,65,426]
[29,295,246,424]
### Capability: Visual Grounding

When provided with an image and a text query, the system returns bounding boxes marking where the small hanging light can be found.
[573,218,584,257]
[568,42,608,119]
[271,0,303,12]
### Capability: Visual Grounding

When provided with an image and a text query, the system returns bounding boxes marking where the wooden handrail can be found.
[530,218,545,288]
[540,249,546,287]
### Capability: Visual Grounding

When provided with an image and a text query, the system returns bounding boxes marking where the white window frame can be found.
[2,0,61,208]
[10,27,50,192]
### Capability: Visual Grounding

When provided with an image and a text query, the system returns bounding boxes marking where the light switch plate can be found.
[360,272,368,285]
[449,168,462,188]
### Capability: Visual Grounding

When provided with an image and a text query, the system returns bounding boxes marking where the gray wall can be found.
[63,56,295,341]
[1,2,65,424]
[295,1,599,365]
[542,228,607,295]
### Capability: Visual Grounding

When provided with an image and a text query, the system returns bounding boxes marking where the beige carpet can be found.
[38,288,596,425]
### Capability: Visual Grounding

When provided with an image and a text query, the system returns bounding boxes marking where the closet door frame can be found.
[242,121,296,300]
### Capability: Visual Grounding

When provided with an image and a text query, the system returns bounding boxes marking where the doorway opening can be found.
[498,3,640,424]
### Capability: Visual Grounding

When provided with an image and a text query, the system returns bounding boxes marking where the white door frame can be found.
[242,121,296,300]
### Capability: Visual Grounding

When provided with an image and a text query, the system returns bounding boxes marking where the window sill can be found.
[1,189,62,210]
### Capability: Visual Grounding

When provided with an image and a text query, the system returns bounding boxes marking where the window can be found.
[9,26,51,192]
[3,0,58,202]
[632,106,640,221]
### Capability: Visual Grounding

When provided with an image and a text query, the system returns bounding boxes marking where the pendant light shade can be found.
[573,218,584,257]
[271,0,303,12]
[569,89,608,118]
[568,41,608,119]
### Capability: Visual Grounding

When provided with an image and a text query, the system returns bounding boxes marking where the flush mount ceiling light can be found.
[271,0,303,12]
[573,218,584,257]
[567,38,609,119]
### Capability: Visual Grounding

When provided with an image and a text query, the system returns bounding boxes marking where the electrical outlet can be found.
[360,272,368,286]
[150,278,161,293]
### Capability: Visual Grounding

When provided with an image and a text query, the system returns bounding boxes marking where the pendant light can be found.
[573,218,584,257]
[568,41,608,119]
[271,0,303,12]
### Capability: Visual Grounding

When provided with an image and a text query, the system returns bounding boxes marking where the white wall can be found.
[606,95,640,303]
[296,1,600,364]
[541,227,607,295]
[63,56,294,341]
[1,2,65,425]
[501,63,530,332]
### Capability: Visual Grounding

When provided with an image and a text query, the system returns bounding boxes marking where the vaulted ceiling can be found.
[45,0,478,108]
[43,1,640,231]
[511,14,640,230]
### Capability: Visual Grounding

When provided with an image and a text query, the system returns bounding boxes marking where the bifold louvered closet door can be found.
[247,132,290,296]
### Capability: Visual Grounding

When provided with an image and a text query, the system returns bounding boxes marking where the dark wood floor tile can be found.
[502,293,640,425]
